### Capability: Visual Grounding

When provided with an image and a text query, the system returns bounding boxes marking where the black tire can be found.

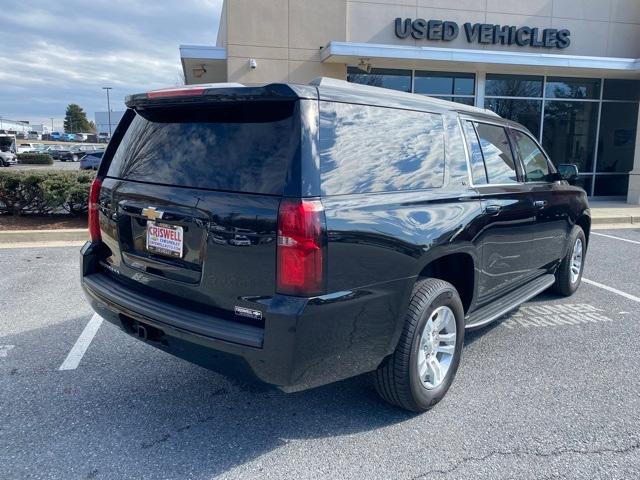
[553,226,586,297]
[374,278,465,412]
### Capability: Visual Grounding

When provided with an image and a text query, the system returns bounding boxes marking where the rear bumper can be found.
[80,242,411,390]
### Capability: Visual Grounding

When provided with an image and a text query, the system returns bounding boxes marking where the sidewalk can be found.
[589,200,640,227]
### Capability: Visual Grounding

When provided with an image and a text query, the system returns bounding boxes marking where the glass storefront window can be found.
[485,74,543,98]
[594,175,630,196]
[597,102,639,173]
[484,99,542,138]
[573,176,594,196]
[414,71,475,96]
[603,79,640,101]
[545,77,600,99]
[346,67,411,92]
[542,101,599,173]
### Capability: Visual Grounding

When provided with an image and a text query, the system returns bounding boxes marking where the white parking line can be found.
[59,314,103,371]
[592,232,640,245]
[583,278,640,303]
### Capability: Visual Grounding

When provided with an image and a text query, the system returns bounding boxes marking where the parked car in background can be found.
[50,132,62,141]
[60,145,103,162]
[75,133,90,142]
[98,132,110,143]
[81,80,590,412]
[62,133,76,142]
[79,150,104,170]
[16,143,45,153]
[0,149,17,167]
[27,131,41,140]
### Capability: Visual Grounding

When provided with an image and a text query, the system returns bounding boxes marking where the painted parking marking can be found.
[583,278,640,303]
[0,345,15,358]
[502,304,614,329]
[592,232,640,245]
[59,314,103,371]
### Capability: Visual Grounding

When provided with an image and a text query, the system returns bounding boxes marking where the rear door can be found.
[462,120,537,305]
[98,100,302,318]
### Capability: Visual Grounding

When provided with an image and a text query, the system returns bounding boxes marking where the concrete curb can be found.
[0,228,87,244]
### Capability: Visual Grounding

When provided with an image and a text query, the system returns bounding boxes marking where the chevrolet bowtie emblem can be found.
[141,206,164,220]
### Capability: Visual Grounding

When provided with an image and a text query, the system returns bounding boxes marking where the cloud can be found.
[0,0,222,129]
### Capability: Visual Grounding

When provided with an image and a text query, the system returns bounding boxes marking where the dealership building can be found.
[180,0,640,202]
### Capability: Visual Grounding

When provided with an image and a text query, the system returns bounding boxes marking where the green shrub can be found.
[17,153,54,165]
[0,170,95,215]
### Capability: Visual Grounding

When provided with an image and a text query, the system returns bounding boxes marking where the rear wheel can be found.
[374,278,464,412]
[553,226,586,297]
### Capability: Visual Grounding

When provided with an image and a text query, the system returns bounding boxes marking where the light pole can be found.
[0,116,3,130]
[102,87,112,137]
[50,117,54,132]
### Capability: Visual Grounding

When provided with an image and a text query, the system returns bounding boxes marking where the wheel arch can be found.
[576,213,591,247]
[416,249,478,315]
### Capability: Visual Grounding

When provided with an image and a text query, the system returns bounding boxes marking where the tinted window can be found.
[603,79,640,101]
[414,71,475,96]
[542,100,598,173]
[484,98,542,138]
[511,130,550,181]
[597,102,639,173]
[485,74,543,98]
[545,77,600,99]
[462,121,488,185]
[347,67,412,92]
[106,103,299,195]
[475,123,518,184]
[319,102,445,195]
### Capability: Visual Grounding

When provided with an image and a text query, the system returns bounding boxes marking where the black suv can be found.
[81,78,590,412]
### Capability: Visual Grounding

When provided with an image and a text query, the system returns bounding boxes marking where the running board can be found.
[465,274,556,330]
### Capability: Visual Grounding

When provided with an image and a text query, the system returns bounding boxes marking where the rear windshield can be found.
[106,102,299,195]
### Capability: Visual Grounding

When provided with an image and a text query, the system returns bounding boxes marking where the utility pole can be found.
[102,87,113,137]
[50,117,54,132]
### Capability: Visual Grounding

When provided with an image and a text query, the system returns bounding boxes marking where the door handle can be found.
[485,204,502,215]
[533,200,548,209]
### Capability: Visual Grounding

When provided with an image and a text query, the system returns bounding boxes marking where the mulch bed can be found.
[0,215,87,231]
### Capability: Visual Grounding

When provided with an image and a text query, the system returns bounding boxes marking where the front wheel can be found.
[374,278,465,412]
[553,226,586,297]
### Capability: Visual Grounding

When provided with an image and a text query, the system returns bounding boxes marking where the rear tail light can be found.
[277,199,326,296]
[88,178,102,242]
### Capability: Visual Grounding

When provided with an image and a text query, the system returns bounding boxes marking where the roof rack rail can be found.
[309,77,500,118]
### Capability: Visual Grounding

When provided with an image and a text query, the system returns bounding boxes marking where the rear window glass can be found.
[106,102,299,195]
[319,102,445,195]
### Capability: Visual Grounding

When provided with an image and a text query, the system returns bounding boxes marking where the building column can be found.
[475,71,486,109]
[627,109,640,205]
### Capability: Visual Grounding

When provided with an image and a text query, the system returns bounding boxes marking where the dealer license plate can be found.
[146,222,183,258]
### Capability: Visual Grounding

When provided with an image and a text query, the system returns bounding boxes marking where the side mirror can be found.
[557,164,579,183]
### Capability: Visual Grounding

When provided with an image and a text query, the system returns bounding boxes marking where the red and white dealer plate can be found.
[146,222,184,258]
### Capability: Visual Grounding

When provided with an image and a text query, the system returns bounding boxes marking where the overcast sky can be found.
[1,0,222,130]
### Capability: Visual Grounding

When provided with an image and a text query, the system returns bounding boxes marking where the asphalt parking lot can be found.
[2,229,640,479]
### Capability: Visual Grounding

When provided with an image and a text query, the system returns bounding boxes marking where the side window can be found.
[475,123,519,184]
[511,130,551,182]
[319,102,445,195]
[462,121,488,185]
